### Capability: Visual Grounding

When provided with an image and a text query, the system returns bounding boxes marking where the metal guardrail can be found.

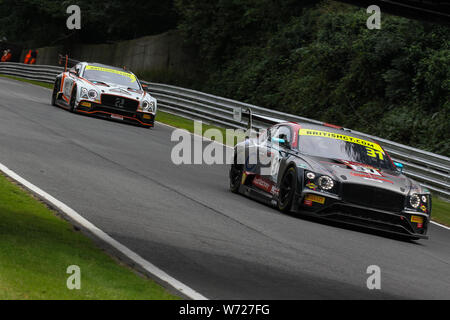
[0,62,63,83]
[1,62,449,199]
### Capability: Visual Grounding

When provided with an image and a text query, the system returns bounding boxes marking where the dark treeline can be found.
[174,0,449,156]
[0,0,448,155]
[0,0,177,46]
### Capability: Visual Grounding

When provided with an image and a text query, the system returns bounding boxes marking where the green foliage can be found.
[175,0,450,156]
[0,0,177,47]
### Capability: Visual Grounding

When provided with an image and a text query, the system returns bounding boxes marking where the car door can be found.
[261,125,293,183]
[62,64,80,101]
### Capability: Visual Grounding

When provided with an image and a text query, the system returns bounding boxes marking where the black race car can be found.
[229,122,431,240]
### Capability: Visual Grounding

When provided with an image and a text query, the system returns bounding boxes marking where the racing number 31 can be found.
[366,147,384,160]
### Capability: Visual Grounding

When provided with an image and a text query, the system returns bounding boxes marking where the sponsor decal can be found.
[411,215,424,224]
[349,172,393,184]
[111,114,123,120]
[303,199,313,206]
[292,131,298,148]
[306,182,317,190]
[305,194,325,204]
[419,204,427,213]
[85,65,137,83]
[341,160,382,176]
[299,129,384,153]
[252,176,273,193]
[143,114,151,119]
[80,101,91,108]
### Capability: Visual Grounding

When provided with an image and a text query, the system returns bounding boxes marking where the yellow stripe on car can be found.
[299,129,384,153]
[85,66,136,82]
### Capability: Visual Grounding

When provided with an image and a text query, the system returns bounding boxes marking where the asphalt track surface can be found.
[0,77,449,299]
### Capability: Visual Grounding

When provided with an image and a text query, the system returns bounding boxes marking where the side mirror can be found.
[272,137,290,148]
[394,162,404,173]
[142,84,149,92]
[272,137,285,144]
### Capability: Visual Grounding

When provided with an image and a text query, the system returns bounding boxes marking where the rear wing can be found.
[58,54,80,72]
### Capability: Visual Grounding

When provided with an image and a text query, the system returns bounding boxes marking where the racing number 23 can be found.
[366,147,384,160]
[115,98,125,108]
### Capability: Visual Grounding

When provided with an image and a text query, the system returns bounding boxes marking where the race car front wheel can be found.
[229,162,243,193]
[51,78,61,106]
[69,86,77,113]
[278,167,296,212]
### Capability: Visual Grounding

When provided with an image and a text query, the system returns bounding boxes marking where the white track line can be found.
[431,221,450,230]
[0,162,208,300]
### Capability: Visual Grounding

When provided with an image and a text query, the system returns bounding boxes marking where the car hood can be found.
[95,82,145,100]
[302,155,414,196]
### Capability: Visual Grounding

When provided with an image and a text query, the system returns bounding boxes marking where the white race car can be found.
[52,62,157,128]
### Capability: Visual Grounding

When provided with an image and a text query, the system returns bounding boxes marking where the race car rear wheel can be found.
[229,162,243,193]
[51,78,61,106]
[278,167,296,212]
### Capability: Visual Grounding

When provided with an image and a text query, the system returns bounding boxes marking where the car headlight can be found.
[142,100,155,113]
[81,87,89,99]
[306,172,316,180]
[88,90,98,100]
[409,194,421,209]
[318,175,334,191]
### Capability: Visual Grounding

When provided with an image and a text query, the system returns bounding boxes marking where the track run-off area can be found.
[0,77,449,299]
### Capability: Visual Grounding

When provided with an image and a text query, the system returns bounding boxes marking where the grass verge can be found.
[0,74,53,89]
[2,74,449,227]
[156,111,246,146]
[431,197,450,227]
[0,173,180,300]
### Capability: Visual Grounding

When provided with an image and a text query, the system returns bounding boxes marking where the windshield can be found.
[83,65,141,90]
[298,129,395,170]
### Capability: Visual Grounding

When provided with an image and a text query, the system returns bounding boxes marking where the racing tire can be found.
[69,85,77,113]
[277,167,297,212]
[229,161,243,194]
[51,78,61,106]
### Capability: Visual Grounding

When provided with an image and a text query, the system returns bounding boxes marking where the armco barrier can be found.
[1,62,449,199]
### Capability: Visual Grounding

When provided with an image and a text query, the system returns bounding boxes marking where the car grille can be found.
[342,184,405,212]
[101,94,138,112]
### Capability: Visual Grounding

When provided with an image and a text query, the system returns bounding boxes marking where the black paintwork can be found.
[230,122,431,239]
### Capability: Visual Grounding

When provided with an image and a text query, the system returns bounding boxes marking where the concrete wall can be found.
[27,30,195,75]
